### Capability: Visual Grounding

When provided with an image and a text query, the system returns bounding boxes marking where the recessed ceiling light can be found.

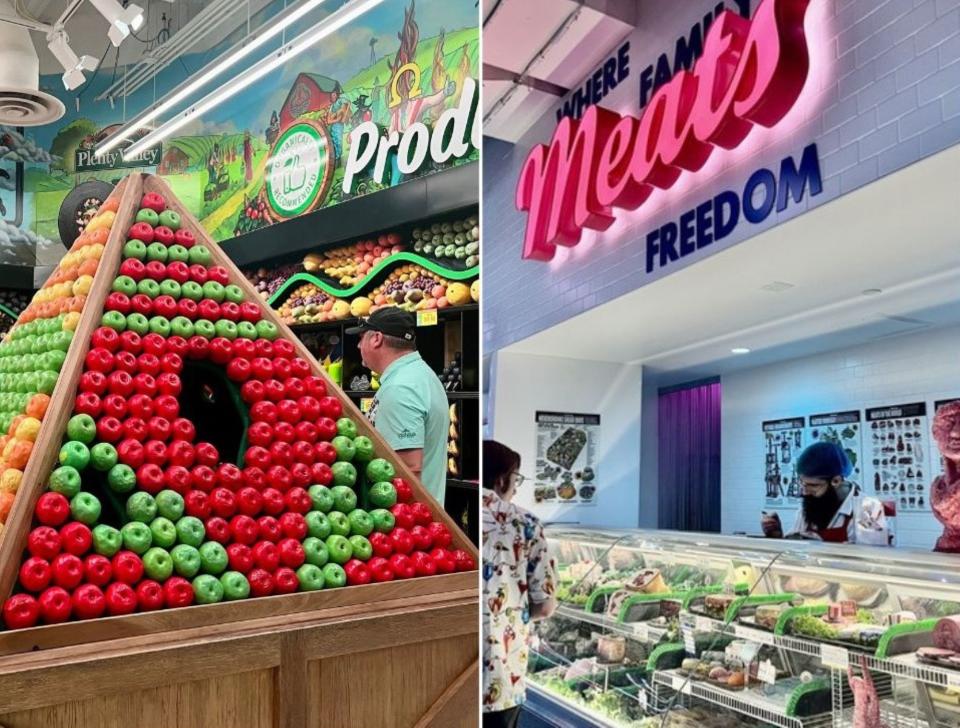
[731,347,751,355]
[862,288,883,296]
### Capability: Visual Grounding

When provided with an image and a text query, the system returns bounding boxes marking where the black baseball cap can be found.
[345,307,416,342]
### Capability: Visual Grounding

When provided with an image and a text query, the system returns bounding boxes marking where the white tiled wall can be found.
[721,325,960,548]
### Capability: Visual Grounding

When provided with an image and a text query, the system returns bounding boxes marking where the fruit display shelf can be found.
[0,174,477,728]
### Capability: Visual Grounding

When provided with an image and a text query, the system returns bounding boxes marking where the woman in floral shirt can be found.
[482,440,557,728]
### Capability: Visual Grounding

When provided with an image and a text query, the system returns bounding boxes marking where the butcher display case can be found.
[527,528,960,728]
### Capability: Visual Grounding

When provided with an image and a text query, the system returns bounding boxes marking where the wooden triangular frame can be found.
[0,172,477,616]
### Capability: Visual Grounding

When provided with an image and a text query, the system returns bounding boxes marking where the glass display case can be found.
[527,528,960,728]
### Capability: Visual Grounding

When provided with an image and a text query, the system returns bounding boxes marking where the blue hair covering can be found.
[796,441,852,479]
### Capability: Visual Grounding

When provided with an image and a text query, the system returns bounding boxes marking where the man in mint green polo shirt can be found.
[346,308,450,504]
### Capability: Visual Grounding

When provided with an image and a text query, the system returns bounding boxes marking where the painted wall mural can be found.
[0,0,478,264]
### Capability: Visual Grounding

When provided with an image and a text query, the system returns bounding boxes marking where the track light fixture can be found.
[88,0,144,47]
[47,30,98,90]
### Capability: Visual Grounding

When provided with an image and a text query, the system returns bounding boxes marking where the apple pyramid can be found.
[0,174,475,629]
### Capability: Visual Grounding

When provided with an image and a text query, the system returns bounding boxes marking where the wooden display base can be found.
[0,577,477,727]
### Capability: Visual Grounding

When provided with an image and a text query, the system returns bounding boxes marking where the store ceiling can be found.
[481,0,635,143]
[503,144,960,384]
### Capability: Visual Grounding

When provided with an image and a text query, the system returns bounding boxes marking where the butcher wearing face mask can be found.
[787,442,890,545]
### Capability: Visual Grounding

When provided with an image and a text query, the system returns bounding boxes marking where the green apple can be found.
[325,535,352,565]
[149,517,177,549]
[146,243,168,263]
[188,244,211,265]
[255,320,278,340]
[166,244,189,263]
[176,516,205,547]
[112,275,137,296]
[170,316,194,338]
[236,321,258,340]
[126,312,150,335]
[67,413,97,444]
[107,463,137,493]
[159,279,182,298]
[123,240,147,260]
[220,571,250,600]
[199,541,228,574]
[59,440,90,470]
[368,481,397,509]
[224,284,244,303]
[348,535,373,561]
[366,458,395,483]
[371,509,395,533]
[332,435,355,462]
[336,418,358,439]
[92,524,122,556]
[136,208,160,226]
[192,574,224,604]
[305,511,331,540]
[158,209,181,231]
[101,310,127,332]
[297,564,325,591]
[48,465,81,498]
[89,442,118,472]
[331,485,357,513]
[353,436,374,463]
[302,537,329,567]
[70,492,101,525]
[331,462,357,488]
[121,521,153,554]
[193,319,216,338]
[137,278,161,298]
[214,319,237,340]
[328,511,350,537]
[202,281,225,302]
[347,509,374,537]
[155,490,185,521]
[171,544,202,577]
[308,485,334,513]
[322,563,347,589]
[149,316,171,337]
[143,547,174,581]
[181,281,203,301]
[126,491,157,523]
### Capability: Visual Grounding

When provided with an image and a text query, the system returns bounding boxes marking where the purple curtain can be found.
[658,380,722,532]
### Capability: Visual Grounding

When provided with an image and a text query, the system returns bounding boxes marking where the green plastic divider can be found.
[584,584,623,614]
[616,584,724,622]
[680,585,725,610]
[0,303,20,320]
[875,617,938,659]
[785,677,830,716]
[775,604,829,636]
[267,254,480,305]
[646,643,686,671]
[723,593,800,623]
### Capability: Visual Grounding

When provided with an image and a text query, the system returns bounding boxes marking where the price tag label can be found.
[633,622,649,641]
[946,671,960,689]
[359,398,373,414]
[820,644,849,669]
[695,616,715,633]
[671,675,692,695]
[734,625,774,645]
[416,310,438,327]
[757,659,777,684]
[683,629,696,655]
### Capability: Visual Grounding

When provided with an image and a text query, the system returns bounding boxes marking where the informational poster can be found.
[808,411,863,488]
[934,399,960,477]
[865,403,929,512]
[534,411,599,506]
[762,417,806,506]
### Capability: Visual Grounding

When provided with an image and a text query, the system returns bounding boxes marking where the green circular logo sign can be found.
[266,121,333,219]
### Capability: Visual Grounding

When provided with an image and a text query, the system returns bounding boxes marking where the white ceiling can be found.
[504,144,960,384]
[482,0,633,143]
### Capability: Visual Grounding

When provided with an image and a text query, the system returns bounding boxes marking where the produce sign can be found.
[0,177,474,629]
[515,0,812,261]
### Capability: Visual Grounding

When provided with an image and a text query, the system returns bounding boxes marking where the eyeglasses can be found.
[513,472,529,487]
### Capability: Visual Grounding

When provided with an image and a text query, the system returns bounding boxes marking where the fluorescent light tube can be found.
[98,0,332,155]
[122,0,383,160]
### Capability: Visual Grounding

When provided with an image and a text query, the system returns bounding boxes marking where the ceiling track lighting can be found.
[122,0,384,161]
[88,0,144,47]
[47,29,98,90]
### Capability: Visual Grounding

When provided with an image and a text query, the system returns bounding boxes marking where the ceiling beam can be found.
[577,0,637,27]
[482,63,568,97]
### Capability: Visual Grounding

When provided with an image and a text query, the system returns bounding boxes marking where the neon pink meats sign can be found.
[515,0,812,262]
